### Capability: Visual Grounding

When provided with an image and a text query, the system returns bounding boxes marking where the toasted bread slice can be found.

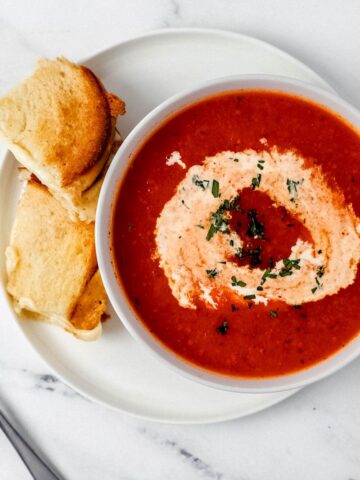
[0,57,125,221]
[70,270,106,337]
[53,129,122,222]
[6,178,105,340]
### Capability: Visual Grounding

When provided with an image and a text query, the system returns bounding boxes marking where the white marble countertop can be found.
[1,1,360,479]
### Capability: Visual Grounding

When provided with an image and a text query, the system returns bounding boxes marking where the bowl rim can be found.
[96,73,360,393]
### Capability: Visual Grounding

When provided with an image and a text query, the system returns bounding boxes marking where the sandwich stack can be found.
[0,57,125,340]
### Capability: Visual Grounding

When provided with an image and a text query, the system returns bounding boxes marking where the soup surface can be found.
[111,91,360,377]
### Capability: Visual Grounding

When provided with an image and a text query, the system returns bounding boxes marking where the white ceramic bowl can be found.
[96,74,360,393]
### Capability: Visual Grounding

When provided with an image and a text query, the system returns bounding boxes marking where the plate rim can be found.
[0,27,337,423]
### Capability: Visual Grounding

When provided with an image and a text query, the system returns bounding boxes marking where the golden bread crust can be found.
[0,57,124,188]
[70,270,107,331]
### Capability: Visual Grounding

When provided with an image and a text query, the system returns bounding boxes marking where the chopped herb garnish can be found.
[231,276,247,287]
[195,224,205,229]
[248,302,254,309]
[260,267,277,285]
[287,223,295,227]
[251,173,262,190]
[311,266,324,293]
[236,246,262,268]
[283,258,301,270]
[211,179,220,198]
[318,249,323,254]
[218,261,227,264]
[181,199,190,209]
[231,304,239,312]
[206,195,240,241]
[279,269,293,277]
[317,265,325,278]
[293,305,302,309]
[256,286,264,291]
[244,294,256,300]
[229,239,234,246]
[206,268,218,279]
[192,175,209,190]
[247,209,265,238]
[270,310,278,318]
[286,178,304,202]
[206,223,216,241]
[216,320,229,335]
[279,258,301,277]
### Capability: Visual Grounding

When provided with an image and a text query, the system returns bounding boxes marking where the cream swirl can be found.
[155,149,360,308]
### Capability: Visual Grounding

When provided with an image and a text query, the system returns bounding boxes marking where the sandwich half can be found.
[6,177,106,340]
[0,57,125,222]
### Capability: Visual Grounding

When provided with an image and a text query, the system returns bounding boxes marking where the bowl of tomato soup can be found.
[96,75,360,392]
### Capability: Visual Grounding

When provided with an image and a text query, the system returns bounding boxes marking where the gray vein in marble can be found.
[33,372,82,399]
[139,427,241,480]
[161,0,181,28]
[0,360,83,400]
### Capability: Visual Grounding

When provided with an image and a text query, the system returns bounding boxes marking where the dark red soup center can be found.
[228,188,312,269]
[111,91,360,378]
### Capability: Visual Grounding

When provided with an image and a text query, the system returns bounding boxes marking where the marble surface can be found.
[1,1,360,478]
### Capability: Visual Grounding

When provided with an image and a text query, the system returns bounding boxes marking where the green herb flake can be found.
[235,246,263,268]
[270,310,278,318]
[231,276,247,287]
[261,268,277,285]
[212,179,220,198]
[231,304,239,312]
[311,287,317,294]
[247,209,265,239]
[279,269,293,277]
[216,320,229,335]
[293,305,302,309]
[206,268,218,279]
[205,195,240,241]
[317,265,325,278]
[244,294,256,300]
[256,286,264,291]
[286,178,304,202]
[192,175,209,191]
[206,224,216,241]
[279,258,301,277]
[251,173,262,190]
[195,224,205,229]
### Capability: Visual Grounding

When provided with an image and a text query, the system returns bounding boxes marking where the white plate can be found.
[0,28,335,424]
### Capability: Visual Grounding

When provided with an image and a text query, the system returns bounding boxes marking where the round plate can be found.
[0,28,334,424]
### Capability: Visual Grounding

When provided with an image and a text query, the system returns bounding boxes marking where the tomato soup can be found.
[111,91,360,378]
